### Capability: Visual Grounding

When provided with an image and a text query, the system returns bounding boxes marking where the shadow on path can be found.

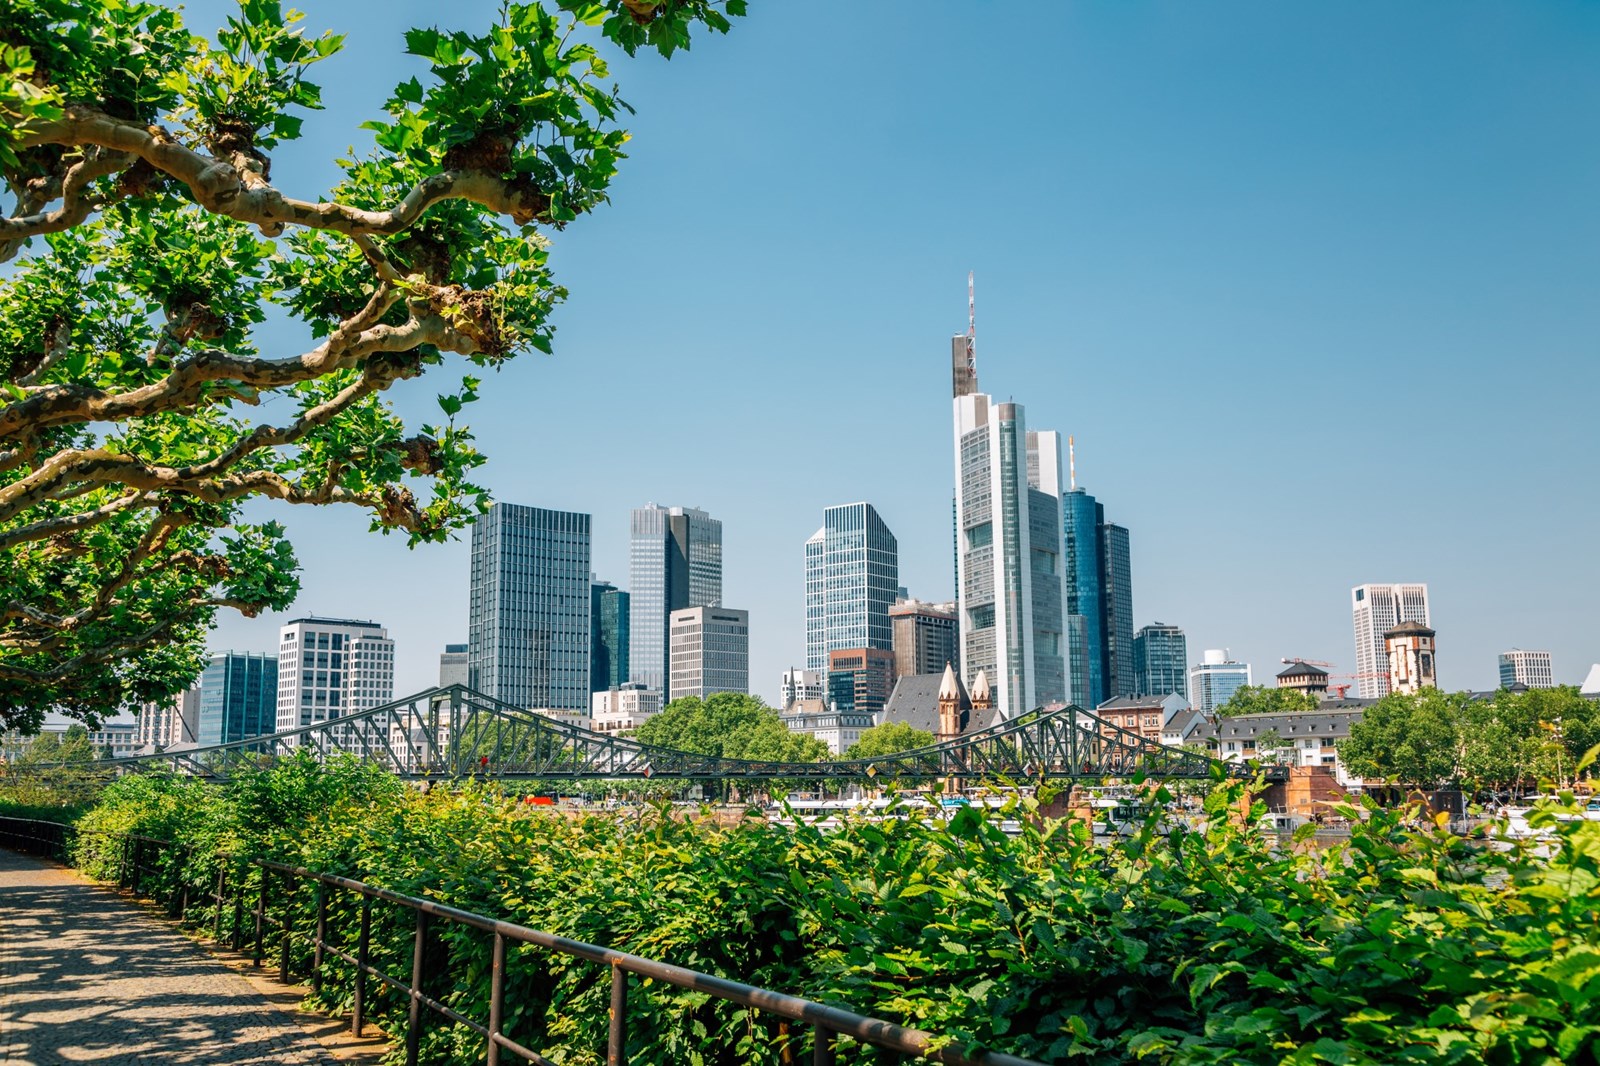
[0,849,378,1065]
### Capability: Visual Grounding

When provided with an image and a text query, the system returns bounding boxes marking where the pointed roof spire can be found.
[938,661,962,701]
[970,668,991,702]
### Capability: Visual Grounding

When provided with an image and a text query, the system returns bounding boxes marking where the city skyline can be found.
[194,0,1595,708]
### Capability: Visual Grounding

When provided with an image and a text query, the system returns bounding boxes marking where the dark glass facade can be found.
[198,652,278,746]
[590,582,630,692]
[1062,489,1106,706]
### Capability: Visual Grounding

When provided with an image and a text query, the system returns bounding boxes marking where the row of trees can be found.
[1339,685,1600,793]
[632,692,937,764]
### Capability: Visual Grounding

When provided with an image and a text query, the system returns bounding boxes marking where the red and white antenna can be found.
[965,270,976,382]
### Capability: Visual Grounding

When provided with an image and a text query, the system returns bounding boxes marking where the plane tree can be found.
[0,0,742,731]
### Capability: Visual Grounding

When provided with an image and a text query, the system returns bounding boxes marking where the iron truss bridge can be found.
[13,686,1279,784]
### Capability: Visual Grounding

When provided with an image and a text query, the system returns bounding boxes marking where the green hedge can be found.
[65,753,1600,1065]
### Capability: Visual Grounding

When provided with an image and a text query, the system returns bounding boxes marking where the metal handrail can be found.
[0,816,1044,1066]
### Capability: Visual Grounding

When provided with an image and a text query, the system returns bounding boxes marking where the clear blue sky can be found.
[199,0,1599,705]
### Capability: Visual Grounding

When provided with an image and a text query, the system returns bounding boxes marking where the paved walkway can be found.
[0,849,339,1065]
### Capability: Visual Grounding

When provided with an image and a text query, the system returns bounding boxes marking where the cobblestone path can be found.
[0,849,337,1065]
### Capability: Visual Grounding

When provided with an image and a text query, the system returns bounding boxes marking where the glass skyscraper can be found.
[198,652,278,746]
[953,385,1070,719]
[590,581,630,692]
[1102,523,1134,698]
[1132,622,1187,698]
[628,504,722,696]
[1189,650,1252,714]
[1062,488,1106,706]
[1061,487,1135,703]
[469,503,592,711]
[804,502,899,675]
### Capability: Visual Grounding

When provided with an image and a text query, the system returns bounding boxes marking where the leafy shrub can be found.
[65,759,1600,1065]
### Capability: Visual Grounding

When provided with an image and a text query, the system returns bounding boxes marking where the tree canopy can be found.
[1215,684,1321,717]
[1340,686,1600,793]
[0,0,741,731]
[844,721,934,761]
[634,693,829,764]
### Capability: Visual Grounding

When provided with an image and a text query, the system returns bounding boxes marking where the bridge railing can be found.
[0,815,1042,1066]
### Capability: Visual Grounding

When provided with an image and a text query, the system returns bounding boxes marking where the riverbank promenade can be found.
[0,849,372,1065]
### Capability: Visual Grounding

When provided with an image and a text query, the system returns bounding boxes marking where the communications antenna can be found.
[1068,435,1076,491]
[966,271,976,383]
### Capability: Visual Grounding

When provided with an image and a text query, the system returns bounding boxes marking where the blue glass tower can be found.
[1062,488,1106,706]
[197,652,278,746]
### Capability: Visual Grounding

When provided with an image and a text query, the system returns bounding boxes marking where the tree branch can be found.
[13,107,553,238]
[0,146,136,263]
[0,306,455,443]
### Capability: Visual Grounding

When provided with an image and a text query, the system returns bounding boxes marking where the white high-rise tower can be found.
[950,279,1069,719]
[1351,583,1430,698]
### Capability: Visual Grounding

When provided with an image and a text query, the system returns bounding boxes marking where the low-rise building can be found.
[1094,693,1188,742]
[1,721,139,762]
[591,683,662,735]
[1193,709,1369,787]
[780,698,874,755]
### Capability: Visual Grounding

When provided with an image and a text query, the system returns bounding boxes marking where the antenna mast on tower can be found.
[1069,435,1077,491]
[966,271,976,382]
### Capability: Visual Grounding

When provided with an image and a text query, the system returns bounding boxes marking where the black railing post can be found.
[405,909,428,1066]
[231,865,245,951]
[253,867,268,967]
[278,872,292,983]
[352,897,371,1036]
[312,881,327,993]
[814,1025,836,1066]
[607,963,627,1066]
[213,865,226,943]
[487,932,506,1066]
[177,846,191,919]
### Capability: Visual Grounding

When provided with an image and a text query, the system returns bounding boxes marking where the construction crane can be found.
[1281,657,1334,669]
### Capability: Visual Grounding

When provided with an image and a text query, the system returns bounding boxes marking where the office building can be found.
[951,335,1070,719]
[439,644,469,688]
[469,503,591,711]
[780,667,823,709]
[1132,622,1187,698]
[1101,523,1134,697]
[591,581,630,692]
[136,687,200,750]
[1499,649,1554,690]
[668,606,749,700]
[825,647,897,719]
[1062,488,1105,707]
[804,503,899,676]
[202,652,280,745]
[591,683,662,734]
[1188,649,1252,714]
[1351,584,1430,698]
[276,618,394,734]
[629,504,722,696]
[1062,480,1135,702]
[1384,621,1437,695]
[889,599,957,679]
